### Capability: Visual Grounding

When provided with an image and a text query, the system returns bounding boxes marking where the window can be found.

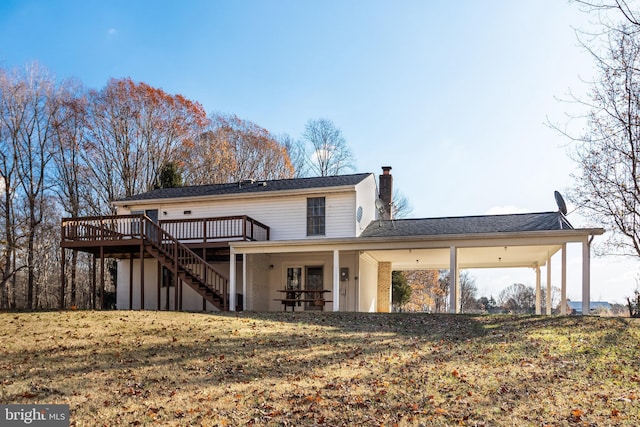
[286,267,302,290]
[307,197,325,236]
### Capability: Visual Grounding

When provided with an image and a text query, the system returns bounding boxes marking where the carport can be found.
[359,211,604,315]
[229,211,603,315]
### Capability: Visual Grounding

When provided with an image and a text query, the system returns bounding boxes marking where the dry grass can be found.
[1,310,640,426]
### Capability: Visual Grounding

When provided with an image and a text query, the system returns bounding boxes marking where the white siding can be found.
[358,253,379,312]
[337,251,358,311]
[354,175,377,236]
[121,190,365,240]
[114,175,379,312]
[117,259,160,310]
[117,258,241,312]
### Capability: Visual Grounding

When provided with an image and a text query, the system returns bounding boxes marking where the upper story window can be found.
[307,197,325,236]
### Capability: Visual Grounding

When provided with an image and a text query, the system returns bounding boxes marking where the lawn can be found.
[1,311,639,426]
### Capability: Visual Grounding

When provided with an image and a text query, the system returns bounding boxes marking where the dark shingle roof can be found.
[360,212,573,238]
[117,173,372,203]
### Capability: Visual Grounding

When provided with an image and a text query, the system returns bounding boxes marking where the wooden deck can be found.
[60,214,269,311]
[61,214,270,256]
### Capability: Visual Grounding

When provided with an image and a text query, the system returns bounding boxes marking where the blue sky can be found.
[1,0,637,304]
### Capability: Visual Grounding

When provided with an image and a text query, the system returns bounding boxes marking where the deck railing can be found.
[159,215,270,243]
[62,214,270,244]
[61,214,143,242]
[143,217,228,309]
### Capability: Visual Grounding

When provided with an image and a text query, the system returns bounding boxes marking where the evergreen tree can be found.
[392,271,412,311]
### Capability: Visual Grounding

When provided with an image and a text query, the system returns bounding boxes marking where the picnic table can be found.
[274,289,332,311]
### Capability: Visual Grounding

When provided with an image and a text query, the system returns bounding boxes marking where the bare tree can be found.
[278,133,308,178]
[435,270,450,313]
[459,271,478,313]
[551,2,640,258]
[301,118,355,176]
[0,67,23,309]
[51,79,91,307]
[566,24,640,257]
[573,1,640,28]
[498,283,536,314]
[392,189,413,219]
[0,64,58,309]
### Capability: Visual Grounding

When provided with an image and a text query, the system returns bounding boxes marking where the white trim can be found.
[535,264,541,315]
[242,253,247,311]
[449,246,458,314]
[546,252,552,315]
[229,230,602,254]
[112,183,364,208]
[582,239,591,315]
[561,243,567,315]
[229,247,236,311]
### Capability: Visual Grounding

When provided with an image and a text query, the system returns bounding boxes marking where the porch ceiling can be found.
[363,243,563,270]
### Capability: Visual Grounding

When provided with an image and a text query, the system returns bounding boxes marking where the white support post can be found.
[546,253,552,315]
[582,238,591,315]
[535,264,541,315]
[242,253,247,311]
[229,247,236,312]
[561,243,567,315]
[455,269,461,313]
[449,246,458,314]
[333,250,340,312]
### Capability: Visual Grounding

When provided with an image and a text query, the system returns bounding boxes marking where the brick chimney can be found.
[379,166,393,220]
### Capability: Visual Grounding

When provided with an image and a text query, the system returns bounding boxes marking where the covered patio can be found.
[228,212,604,314]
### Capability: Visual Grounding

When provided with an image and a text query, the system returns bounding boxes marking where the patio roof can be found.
[231,212,603,270]
[360,211,572,238]
[228,211,604,314]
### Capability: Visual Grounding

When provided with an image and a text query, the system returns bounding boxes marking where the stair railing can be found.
[139,215,229,309]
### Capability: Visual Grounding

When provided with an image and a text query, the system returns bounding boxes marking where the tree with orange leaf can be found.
[404,270,440,312]
[84,78,208,211]
[181,113,293,185]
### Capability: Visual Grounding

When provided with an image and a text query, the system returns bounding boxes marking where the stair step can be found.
[143,231,228,311]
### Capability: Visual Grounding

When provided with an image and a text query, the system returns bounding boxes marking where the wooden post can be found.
[140,243,145,310]
[174,243,179,311]
[157,260,161,310]
[99,246,105,310]
[166,269,170,311]
[91,254,97,310]
[202,247,207,311]
[60,247,66,309]
[129,252,134,310]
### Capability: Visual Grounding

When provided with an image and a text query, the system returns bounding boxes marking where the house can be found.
[567,301,612,315]
[60,167,604,314]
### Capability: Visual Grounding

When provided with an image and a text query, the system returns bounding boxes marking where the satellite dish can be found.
[356,206,363,223]
[554,191,568,215]
[374,198,386,214]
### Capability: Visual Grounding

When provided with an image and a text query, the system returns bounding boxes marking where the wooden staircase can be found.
[141,217,230,311]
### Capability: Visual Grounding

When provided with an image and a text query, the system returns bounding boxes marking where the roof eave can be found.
[112,183,361,208]
[230,228,605,252]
